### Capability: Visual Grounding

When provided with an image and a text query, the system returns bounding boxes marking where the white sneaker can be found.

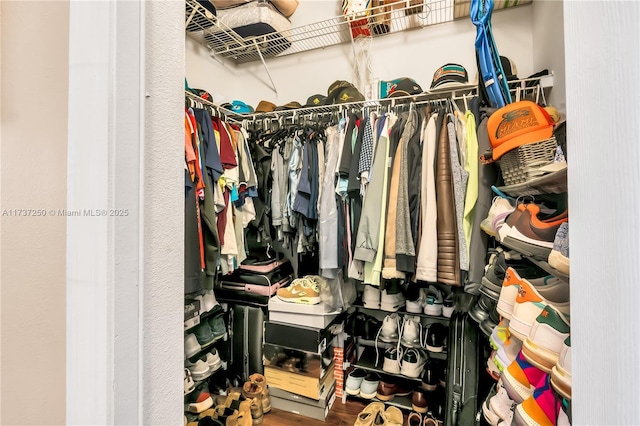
[400,316,423,348]
[187,359,212,381]
[184,368,195,395]
[380,289,406,312]
[423,285,443,316]
[185,333,202,359]
[378,313,401,342]
[363,284,381,309]
[382,347,401,374]
[400,348,427,378]
[205,349,222,373]
[497,407,514,426]
[489,384,516,420]
[481,197,515,237]
[406,288,425,313]
[442,292,455,318]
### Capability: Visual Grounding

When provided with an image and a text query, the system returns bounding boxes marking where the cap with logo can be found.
[430,63,469,89]
[485,100,555,161]
[327,80,365,104]
[274,101,302,111]
[305,94,328,107]
[226,100,254,114]
[255,100,277,113]
[384,77,423,98]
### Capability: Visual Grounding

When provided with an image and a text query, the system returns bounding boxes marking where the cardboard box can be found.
[184,299,201,321]
[269,382,336,422]
[268,297,341,329]
[264,321,334,354]
[264,363,335,400]
[263,342,334,378]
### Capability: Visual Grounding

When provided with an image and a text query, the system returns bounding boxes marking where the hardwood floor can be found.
[261,397,367,426]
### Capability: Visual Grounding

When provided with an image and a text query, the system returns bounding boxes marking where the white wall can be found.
[0,1,68,424]
[564,2,640,424]
[186,2,534,107]
[533,0,566,111]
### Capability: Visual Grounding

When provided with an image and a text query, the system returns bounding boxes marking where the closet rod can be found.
[184,73,553,124]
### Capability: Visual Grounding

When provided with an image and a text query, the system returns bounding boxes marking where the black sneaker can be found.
[481,250,548,299]
[424,323,447,353]
[469,294,496,324]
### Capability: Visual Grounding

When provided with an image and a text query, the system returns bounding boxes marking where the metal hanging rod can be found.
[185,74,553,124]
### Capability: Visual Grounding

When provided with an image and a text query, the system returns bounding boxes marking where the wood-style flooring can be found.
[261,398,366,426]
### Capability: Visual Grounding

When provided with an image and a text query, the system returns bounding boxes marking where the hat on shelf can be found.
[327,80,365,104]
[305,94,328,107]
[274,101,302,111]
[429,63,469,90]
[485,100,555,161]
[228,100,254,114]
[382,77,423,98]
[255,100,277,113]
[500,56,519,81]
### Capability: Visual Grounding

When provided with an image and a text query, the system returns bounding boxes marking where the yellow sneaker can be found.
[276,277,321,305]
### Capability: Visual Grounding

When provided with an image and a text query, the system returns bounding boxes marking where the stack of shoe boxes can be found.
[262,321,338,421]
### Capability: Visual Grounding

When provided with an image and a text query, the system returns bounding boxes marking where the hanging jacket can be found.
[448,115,469,272]
[319,125,341,277]
[462,109,479,261]
[415,113,439,282]
[436,112,461,286]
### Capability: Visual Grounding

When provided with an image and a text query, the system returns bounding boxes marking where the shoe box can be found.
[263,342,335,378]
[268,297,341,329]
[264,363,335,400]
[269,380,336,422]
[184,299,201,330]
[264,321,336,354]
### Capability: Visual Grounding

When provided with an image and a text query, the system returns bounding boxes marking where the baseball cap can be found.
[228,100,254,114]
[485,100,555,161]
[305,94,328,107]
[327,80,364,104]
[500,56,518,81]
[430,63,469,89]
[384,77,423,98]
[274,101,302,111]
[255,100,277,113]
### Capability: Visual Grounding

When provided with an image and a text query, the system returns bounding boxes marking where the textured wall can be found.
[0,1,68,424]
[565,1,640,424]
[144,1,186,424]
[533,0,566,112]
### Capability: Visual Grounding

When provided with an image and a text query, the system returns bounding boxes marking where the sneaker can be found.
[276,277,321,304]
[363,284,382,309]
[400,348,427,378]
[400,316,423,348]
[194,321,216,346]
[509,278,570,341]
[424,323,446,353]
[370,0,391,35]
[503,204,568,260]
[482,398,501,426]
[184,368,196,395]
[421,359,440,391]
[501,350,546,404]
[195,290,220,313]
[496,267,564,320]
[514,374,561,426]
[481,249,548,298]
[497,203,528,242]
[423,285,443,316]
[497,406,514,426]
[480,304,500,337]
[186,359,212,382]
[345,369,367,396]
[550,336,572,400]
[205,349,222,373]
[489,318,511,352]
[481,196,515,237]
[185,333,202,359]
[185,382,214,413]
[378,313,401,343]
[359,373,380,399]
[382,347,401,374]
[486,354,501,381]
[548,222,570,275]
[380,288,406,312]
[489,384,516,421]
[494,335,523,372]
[522,305,570,372]
[469,293,496,324]
[207,315,227,340]
[405,283,425,314]
[442,292,455,318]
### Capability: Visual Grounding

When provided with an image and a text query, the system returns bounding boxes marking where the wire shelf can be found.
[186,0,532,66]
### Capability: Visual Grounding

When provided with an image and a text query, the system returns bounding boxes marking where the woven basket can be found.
[497,137,558,186]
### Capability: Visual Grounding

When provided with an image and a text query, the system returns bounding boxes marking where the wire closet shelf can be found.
[185,74,553,124]
[188,0,457,65]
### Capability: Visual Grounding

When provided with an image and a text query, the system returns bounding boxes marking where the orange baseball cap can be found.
[486,100,555,161]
